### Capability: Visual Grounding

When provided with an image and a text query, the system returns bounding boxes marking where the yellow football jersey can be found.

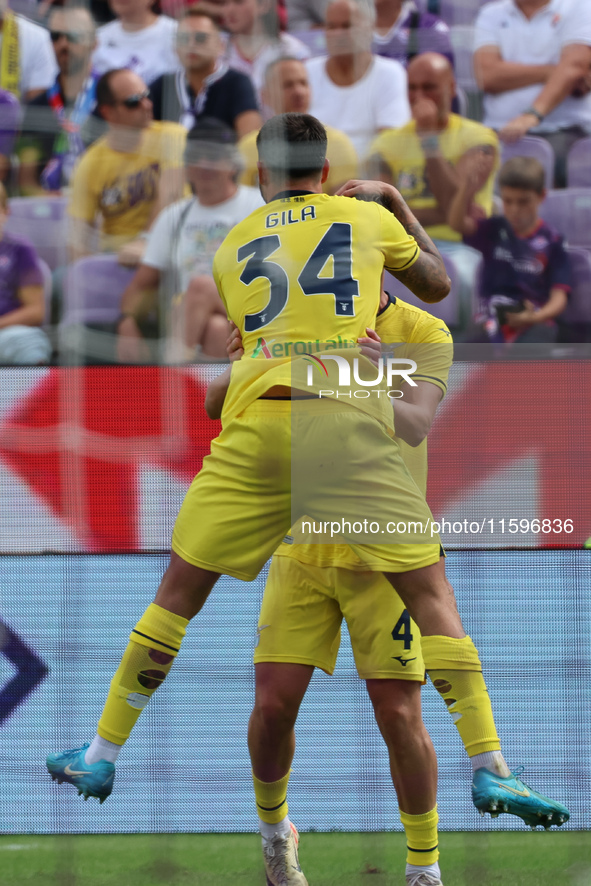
[238,125,359,196]
[276,295,453,570]
[69,121,186,249]
[370,114,499,242]
[212,191,420,431]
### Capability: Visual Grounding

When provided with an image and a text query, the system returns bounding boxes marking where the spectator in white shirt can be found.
[221,0,310,104]
[474,0,591,186]
[117,120,263,362]
[92,0,180,86]
[306,0,410,159]
[0,0,57,101]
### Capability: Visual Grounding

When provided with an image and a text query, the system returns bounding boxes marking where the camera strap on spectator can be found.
[41,72,98,191]
[175,63,229,131]
[0,10,20,99]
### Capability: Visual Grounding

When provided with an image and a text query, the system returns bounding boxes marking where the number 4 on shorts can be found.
[391,609,413,650]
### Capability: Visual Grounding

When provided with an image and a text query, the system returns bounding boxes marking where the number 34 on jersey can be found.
[212,193,420,357]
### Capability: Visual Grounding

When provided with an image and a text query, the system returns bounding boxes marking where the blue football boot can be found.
[46,742,114,803]
[472,767,569,830]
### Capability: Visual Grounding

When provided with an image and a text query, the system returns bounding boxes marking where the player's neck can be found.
[267,181,321,201]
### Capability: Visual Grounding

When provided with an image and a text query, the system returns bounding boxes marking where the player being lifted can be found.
[206,278,569,886]
[46,117,568,875]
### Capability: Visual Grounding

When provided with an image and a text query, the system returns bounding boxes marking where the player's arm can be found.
[337,179,451,303]
[204,324,243,420]
[393,381,443,447]
[359,328,444,447]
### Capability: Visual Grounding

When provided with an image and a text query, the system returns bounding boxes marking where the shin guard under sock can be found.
[97,603,188,745]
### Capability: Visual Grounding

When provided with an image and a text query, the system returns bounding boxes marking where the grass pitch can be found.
[1,832,590,886]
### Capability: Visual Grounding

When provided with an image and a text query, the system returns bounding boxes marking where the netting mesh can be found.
[0,363,589,835]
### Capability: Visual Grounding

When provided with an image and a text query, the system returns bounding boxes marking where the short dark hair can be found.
[96,68,129,109]
[498,156,545,195]
[181,7,221,29]
[256,113,327,181]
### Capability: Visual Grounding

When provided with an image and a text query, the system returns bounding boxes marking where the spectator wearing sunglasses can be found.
[150,9,261,139]
[68,68,186,268]
[0,0,57,102]
[18,7,99,196]
[92,0,180,87]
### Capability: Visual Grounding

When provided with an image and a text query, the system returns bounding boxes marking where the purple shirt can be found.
[0,233,44,317]
[464,217,571,308]
[372,4,454,68]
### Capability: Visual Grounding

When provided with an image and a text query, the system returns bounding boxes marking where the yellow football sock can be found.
[400,806,439,866]
[97,603,188,745]
[252,771,290,824]
[422,635,501,756]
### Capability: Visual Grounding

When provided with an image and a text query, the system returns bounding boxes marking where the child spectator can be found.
[0,183,51,365]
[448,155,571,344]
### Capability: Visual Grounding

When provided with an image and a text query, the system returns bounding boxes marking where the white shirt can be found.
[223,32,310,99]
[306,54,411,158]
[474,0,591,133]
[93,16,180,86]
[143,187,264,292]
[0,15,57,97]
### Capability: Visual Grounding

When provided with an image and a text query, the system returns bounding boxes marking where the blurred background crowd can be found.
[0,0,590,365]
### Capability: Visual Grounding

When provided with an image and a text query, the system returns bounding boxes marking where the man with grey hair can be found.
[306,0,410,158]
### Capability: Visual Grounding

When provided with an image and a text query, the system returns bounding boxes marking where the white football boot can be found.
[262,822,309,886]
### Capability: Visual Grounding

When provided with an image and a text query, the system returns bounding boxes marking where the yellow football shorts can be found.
[172,399,441,581]
[255,554,426,681]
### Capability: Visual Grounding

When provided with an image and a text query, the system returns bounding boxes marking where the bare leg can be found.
[175,275,227,355]
[153,549,221,619]
[248,662,314,781]
[385,557,465,638]
[365,679,437,814]
[201,313,231,358]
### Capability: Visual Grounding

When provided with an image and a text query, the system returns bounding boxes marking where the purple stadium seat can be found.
[539,188,591,249]
[383,252,461,327]
[560,246,591,326]
[38,258,53,327]
[291,29,326,57]
[500,137,555,191]
[566,137,591,188]
[5,197,68,270]
[439,0,481,26]
[0,89,20,156]
[61,254,135,328]
[451,26,478,93]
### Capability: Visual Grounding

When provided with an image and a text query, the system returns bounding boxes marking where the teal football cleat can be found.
[472,767,569,829]
[46,742,115,803]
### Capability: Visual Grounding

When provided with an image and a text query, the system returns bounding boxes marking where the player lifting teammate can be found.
[47,116,568,886]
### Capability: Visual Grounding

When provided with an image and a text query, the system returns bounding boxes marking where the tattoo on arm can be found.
[381,193,451,303]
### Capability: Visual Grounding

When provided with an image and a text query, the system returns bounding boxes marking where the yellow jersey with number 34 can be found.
[212,191,420,429]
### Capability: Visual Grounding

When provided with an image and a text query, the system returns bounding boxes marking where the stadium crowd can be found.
[0,0,590,363]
